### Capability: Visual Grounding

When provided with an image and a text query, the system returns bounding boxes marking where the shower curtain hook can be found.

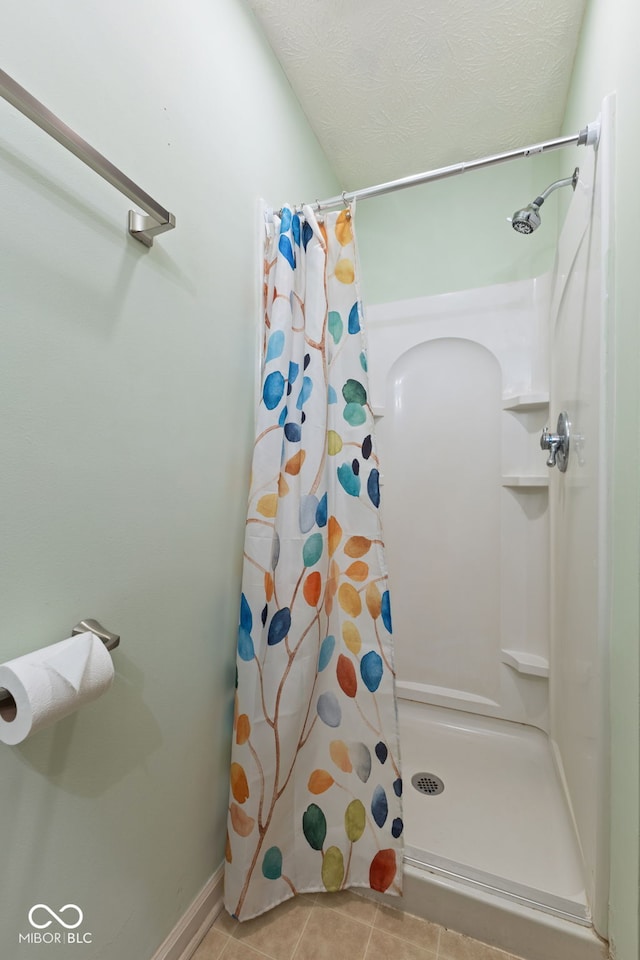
[341,191,352,219]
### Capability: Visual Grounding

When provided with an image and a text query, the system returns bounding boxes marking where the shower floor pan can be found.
[387,700,607,960]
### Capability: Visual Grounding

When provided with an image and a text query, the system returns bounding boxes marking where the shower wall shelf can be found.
[0,68,176,247]
[500,649,550,678]
[501,476,549,488]
[502,393,549,412]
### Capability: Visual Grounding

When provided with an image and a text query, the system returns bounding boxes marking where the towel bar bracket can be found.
[128,210,177,248]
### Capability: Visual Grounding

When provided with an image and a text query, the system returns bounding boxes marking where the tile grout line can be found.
[434,921,442,959]
[216,924,279,960]
[373,926,440,959]
[289,899,316,960]
[217,932,231,959]
[361,913,376,960]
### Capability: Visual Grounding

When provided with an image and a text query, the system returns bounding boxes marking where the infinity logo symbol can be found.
[28,904,84,929]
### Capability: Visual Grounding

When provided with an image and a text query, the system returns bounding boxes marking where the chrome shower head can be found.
[510,167,579,235]
[511,203,542,234]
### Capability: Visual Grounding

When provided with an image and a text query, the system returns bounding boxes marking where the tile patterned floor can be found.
[192,891,525,960]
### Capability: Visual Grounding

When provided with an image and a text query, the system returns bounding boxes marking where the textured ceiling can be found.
[247,0,587,190]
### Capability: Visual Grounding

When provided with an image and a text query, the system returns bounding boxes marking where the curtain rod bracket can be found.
[577,120,601,148]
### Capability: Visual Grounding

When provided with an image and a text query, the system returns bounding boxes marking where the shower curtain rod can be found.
[0,68,176,247]
[307,122,600,212]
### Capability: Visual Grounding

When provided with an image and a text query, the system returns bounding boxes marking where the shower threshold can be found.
[403,848,590,926]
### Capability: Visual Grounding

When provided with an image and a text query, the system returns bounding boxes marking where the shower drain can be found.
[411,772,445,796]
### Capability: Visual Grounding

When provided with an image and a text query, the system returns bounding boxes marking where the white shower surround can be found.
[367,275,552,732]
[361,96,613,960]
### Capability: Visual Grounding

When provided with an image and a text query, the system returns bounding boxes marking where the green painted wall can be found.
[562,2,640,958]
[354,147,562,305]
[0,1,338,957]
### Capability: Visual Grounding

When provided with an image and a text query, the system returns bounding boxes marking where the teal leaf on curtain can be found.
[318,635,336,672]
[337,462,361,496]
[303,803,327,850]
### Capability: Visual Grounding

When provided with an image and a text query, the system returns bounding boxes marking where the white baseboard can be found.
[150,863,225,960]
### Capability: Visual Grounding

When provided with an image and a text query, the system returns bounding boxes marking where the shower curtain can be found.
[224,204,403,921]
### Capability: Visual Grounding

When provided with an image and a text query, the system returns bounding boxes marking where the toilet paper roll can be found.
[0,631,114,745]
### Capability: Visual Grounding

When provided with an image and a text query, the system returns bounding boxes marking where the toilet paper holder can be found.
[71,618,120,652]
[0,619,119,708]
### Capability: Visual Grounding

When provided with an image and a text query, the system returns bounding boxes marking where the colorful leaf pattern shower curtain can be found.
[224,204,403,921]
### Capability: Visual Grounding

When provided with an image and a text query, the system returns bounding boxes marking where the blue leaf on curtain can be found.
[280,207,292,233]
[302,220,313,250]
[296,376,313,410]
[371,785,388,828]
[315,493,328,527]
[263,371,285,410]
[392,818,404,838]
[317,691,342,727]
[266,330,285,363]
[279,234,295,269]
[288,361,299,385]
[267,607,291,646]
[300,495,319,534]
[367,468,381,507]
[348,301,361,334]
[361,651,383,692]
[375,742,388,764]
[292,214,301,247]
[238,627,255,662]
[284,422,301,442]
[240,594,252,633]
[381,591,392,633]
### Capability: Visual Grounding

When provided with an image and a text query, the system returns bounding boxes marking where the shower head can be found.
[510,167,579,235]
[511,203,542,234]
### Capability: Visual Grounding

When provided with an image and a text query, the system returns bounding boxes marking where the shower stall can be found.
[363,96,614,960]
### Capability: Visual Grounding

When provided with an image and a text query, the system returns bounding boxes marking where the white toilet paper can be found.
[0,631,114,745]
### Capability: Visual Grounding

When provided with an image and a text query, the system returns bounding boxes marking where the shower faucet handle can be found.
[540,428,562,467]
[540,412,571,472]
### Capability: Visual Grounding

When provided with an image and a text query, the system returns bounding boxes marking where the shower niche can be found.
[367,276,553,731]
